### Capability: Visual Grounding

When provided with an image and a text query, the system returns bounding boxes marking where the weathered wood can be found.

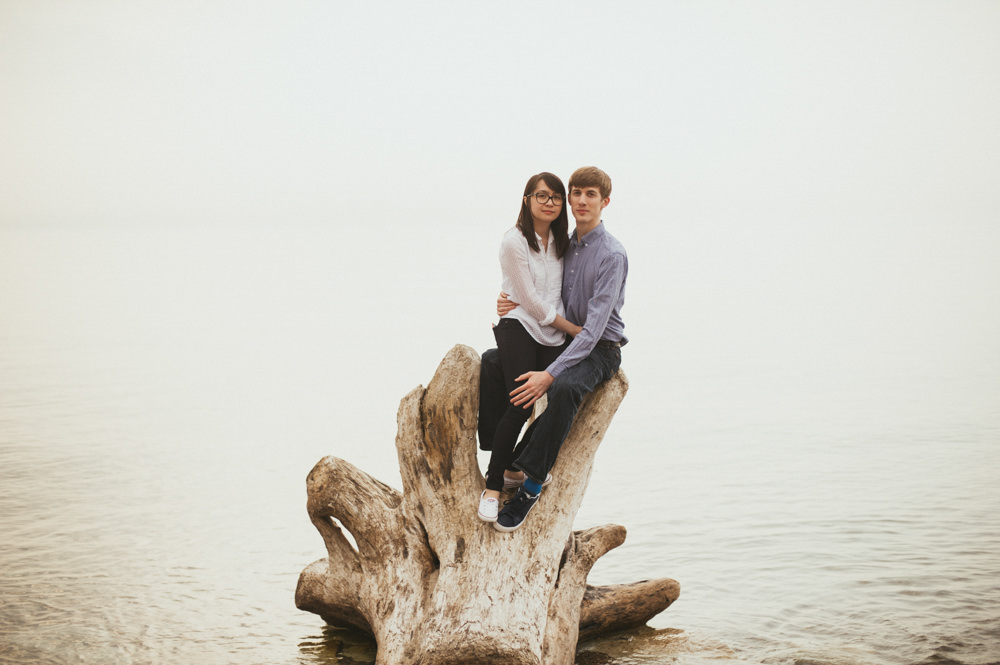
[579,579,682,641]
[296,344,679,664]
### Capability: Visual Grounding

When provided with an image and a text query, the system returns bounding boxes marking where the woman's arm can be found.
[497,291,579,336]
[551,315,582,337]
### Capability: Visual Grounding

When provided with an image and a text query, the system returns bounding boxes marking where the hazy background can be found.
[3,0,998,457]
[1,3,999,663]
[0,0,1000,410]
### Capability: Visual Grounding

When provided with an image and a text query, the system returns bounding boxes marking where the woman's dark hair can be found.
[516,172,569,259]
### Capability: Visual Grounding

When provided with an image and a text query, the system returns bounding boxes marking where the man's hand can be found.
[497,291,517,317]
[510,370,554,409]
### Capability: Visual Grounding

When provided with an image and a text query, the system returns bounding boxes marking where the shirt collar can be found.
[571,221,605,247]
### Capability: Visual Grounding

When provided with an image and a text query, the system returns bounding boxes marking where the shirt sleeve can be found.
[499,235,558,326]
[545,251,626,378]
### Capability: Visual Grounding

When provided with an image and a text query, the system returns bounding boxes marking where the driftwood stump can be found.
[296,344,679,664]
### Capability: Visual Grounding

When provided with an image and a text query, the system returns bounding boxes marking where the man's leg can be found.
[513,346,621,482]
[496,346,621,532]
[508,340,565,467]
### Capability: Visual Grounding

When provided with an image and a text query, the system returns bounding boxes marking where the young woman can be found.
[478,172,581,522]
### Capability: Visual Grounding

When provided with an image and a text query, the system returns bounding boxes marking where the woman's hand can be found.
[497,291,518,317]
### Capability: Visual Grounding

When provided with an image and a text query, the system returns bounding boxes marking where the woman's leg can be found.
[476,348,505,451]
[485,319,542,492]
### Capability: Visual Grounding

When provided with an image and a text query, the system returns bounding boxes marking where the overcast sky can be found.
[2,1,998,229]
[2,1,999,391]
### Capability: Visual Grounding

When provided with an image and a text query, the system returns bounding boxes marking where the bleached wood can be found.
[295,345,679,664]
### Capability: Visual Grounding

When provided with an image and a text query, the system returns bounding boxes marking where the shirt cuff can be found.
[539,305,557,327]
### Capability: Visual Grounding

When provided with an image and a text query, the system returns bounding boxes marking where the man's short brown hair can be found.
[568,166,612,199]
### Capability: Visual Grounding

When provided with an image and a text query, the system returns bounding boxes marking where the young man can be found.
[478,166,628,532]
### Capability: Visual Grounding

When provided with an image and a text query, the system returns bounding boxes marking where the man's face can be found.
[569,186,609,226]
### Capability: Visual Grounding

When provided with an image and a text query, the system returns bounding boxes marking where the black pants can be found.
[481,318,566,492]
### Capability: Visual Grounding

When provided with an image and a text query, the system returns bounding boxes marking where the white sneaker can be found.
[477,490,499,522]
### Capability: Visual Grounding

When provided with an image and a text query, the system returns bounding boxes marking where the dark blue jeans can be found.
[478,343,621,484]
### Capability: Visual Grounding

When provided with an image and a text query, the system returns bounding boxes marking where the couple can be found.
[477,166,628,532]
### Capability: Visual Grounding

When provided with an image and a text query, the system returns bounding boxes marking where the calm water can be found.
[2,225,999,665]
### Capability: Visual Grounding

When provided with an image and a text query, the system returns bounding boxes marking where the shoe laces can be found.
[504,488,538,506]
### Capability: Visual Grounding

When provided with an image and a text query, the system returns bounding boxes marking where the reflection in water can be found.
[293,625,704,665]
[578,627,728,665]
[297,625,377,664]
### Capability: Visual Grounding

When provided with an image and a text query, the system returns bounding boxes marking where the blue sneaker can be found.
[493,487,540,532]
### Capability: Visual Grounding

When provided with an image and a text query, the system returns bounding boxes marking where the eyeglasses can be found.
[529,192,564,206]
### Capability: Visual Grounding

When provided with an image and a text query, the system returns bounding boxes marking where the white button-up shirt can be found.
[498,226,566,346]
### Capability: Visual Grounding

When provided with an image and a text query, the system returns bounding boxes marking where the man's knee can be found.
[482,348,502,375]
[547,374,587,406]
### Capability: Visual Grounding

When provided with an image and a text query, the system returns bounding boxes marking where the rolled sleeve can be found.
[539,304,557,327]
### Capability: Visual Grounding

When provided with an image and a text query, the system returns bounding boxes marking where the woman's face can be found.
[525,179,563,226]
